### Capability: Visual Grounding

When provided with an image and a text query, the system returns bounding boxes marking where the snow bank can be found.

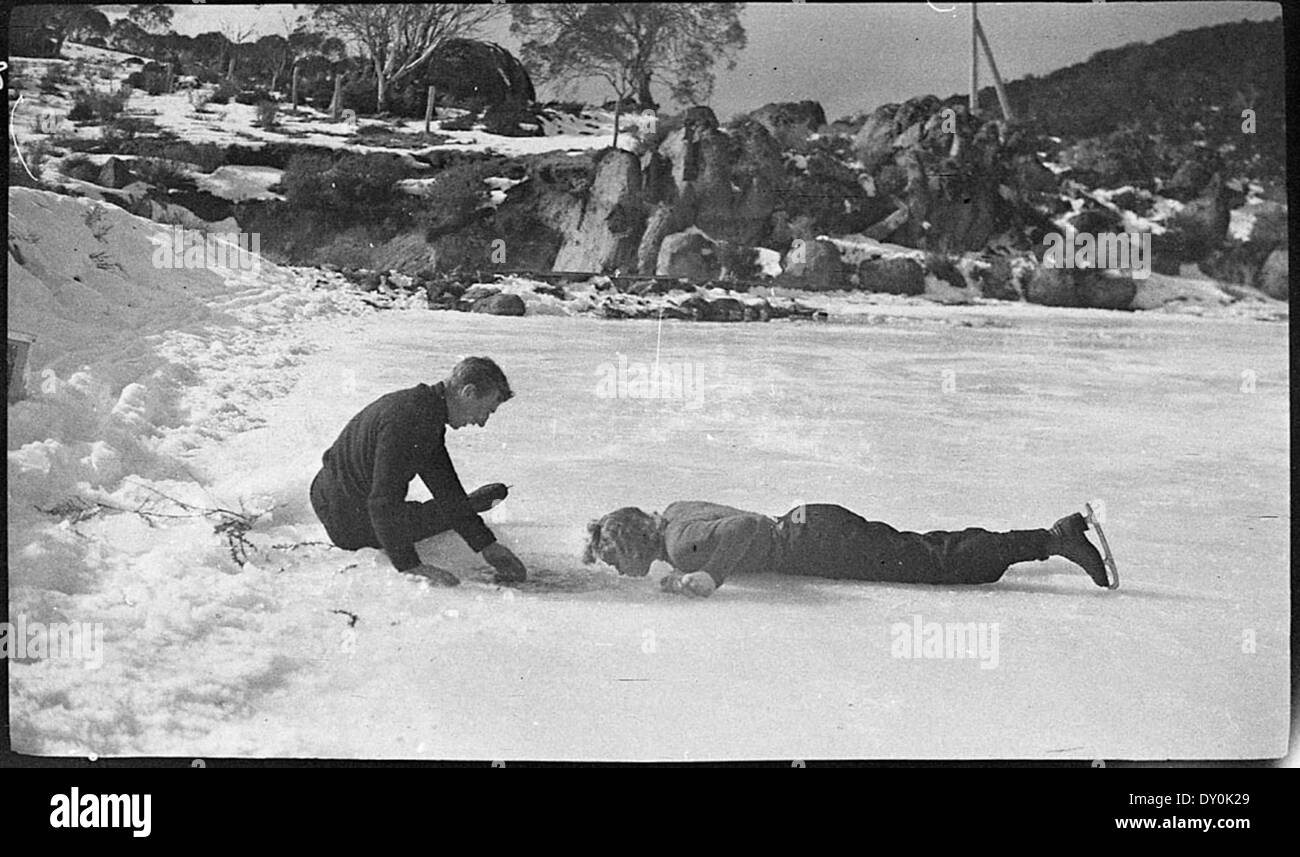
[6,187,419,754]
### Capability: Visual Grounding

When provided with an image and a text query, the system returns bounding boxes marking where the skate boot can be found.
[1049,512,1111,588]
[466,483,509,514]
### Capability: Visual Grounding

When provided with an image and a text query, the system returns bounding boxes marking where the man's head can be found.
[444,357,513,429]
[582,507,663,577]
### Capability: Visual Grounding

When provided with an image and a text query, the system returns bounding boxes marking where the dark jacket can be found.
[661,501,785,587]
[319,382,495,569]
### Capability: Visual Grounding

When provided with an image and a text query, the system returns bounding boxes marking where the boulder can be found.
[416,39,535,107]
[1257,248,1288,300]
[98,158,137,189]
[1024,265,1080,307]
[1129,272,1234,310]
[470,292,526,316]
[552,148,643,273]
[656,228,721,280]
[1076,269,1136,310]
[856,257,924,295]
[780,238,844,290]
[976,256,1022,301]
[746,100,827,150]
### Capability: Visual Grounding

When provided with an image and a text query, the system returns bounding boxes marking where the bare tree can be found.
[312,4,505,113]
[511,3,747,111]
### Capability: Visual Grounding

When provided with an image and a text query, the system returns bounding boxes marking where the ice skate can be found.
[1050,510,1118,590]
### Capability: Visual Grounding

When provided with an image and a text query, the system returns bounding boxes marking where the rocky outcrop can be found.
[1025,265,1136,310]
[779,238,843,290]
[1257,248,1288,300]
[470,292,527,315]
[417,39,536,107]
[552,149,644,273]
[657,228,721,280]
[856,257,924,295]
[747,101,827,150]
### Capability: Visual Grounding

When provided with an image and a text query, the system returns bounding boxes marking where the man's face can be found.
[447,385,504,429]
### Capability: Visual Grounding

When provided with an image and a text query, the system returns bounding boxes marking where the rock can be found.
[922,253,973,304]
[417,39,535,107]
[462,284,501,302]
[1257,248,1288,300]
[1024,265,1080,307]
[780,238,844,291]
[657,228,721,280]
[636,201,686,275]
[470,292,526,316]
[98,158,137,189]
[1076,269,1136,310]
[682,106,719,136]
[852,103,901,172]
[856,257,925,295]
[746,101,826,150]
[976,256,1021,301]
[355,270,382,291]
[552,148,643,273]
[1129,272,1234,310]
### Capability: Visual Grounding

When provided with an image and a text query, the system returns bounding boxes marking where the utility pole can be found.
[975,16,1015,122]
[970,3,980,116]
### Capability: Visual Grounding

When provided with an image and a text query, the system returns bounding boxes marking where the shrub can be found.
[413,160,501,238]
[282,152,336,210]
[40,65,71,94]
[481,98,540,137]
[68,89,127,123]
[235,88,275,106]
[58,153,100,182]
[255,100,279,129]
[330,152,413,211]
[132,158,194,193]
[207,79,239,105]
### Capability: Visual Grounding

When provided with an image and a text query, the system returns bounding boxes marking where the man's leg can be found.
[779,504,1051,585]
[402,483,510,542]
[310,469,381,550]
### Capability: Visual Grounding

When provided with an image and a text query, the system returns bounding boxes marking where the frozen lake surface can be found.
[177,306,1289,761]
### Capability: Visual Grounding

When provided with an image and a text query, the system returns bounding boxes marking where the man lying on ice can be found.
[582,501,1116,597]
[310,356,528,586]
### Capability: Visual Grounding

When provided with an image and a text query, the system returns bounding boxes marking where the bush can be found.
[68,89,128,123]
[40,65,71,94]
[236,88,275,106]
[282,153,336,210]
[330,152,413,211]
[58,153,100,182]
[207,79,239,105]
[132,158,194,193]
[439,112,479,132]
[481,98,540,137]
[413,160,502,238]
[255,100,279,129]
[10,139,52,187]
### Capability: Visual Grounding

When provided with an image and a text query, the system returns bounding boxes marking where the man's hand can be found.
[481,542,527,584]
[660,571,716,598]
[404,563,460,587]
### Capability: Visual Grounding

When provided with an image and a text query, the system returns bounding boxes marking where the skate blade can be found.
[1083,502,1120,590]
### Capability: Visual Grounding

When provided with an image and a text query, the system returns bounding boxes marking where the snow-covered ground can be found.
[7,188,1288,760]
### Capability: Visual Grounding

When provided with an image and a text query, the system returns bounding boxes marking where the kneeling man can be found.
[310,356,527,585]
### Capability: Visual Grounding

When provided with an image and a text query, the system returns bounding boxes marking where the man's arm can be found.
[661,515,764,597]
[366,419,425,571]
[417,442,496,554]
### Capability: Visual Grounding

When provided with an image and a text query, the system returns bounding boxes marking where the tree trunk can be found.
[292,65,300,112]
[425,85,436,133]
[373,57,386,114]
[613,94,623,150]
[227,55,237,82]
[636,71,656,111]
[330,72,343,119]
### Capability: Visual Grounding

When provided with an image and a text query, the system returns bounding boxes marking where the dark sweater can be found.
[320,382,495,569]
[661,501,784,587]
